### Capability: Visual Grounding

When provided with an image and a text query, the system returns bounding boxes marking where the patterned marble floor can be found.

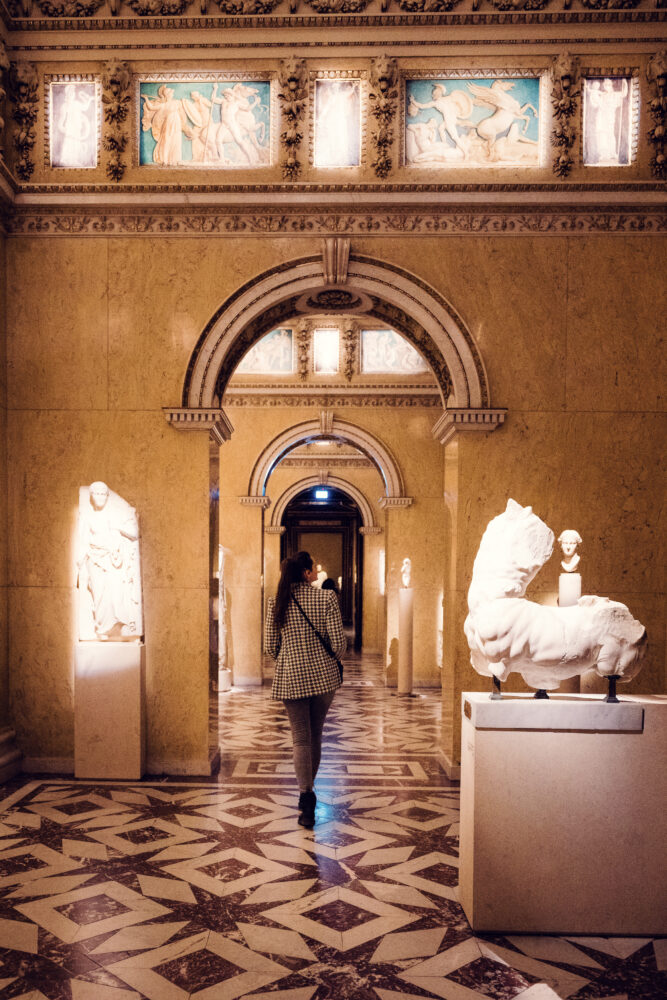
[0,654,664,999]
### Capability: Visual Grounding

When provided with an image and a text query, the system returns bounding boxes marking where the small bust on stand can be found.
[558,529,582,573]
[400,557,412,589]
[558,529,582,609]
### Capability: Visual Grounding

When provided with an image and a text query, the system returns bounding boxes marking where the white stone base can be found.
[459,692,667,935]
[74,643,145,780]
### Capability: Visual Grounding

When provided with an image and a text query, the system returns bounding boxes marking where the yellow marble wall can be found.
[4,231,665,773]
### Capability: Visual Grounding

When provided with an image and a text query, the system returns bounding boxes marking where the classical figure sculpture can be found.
[464,499,646,692]
[77,482,143,641]
[401,557,412,588]
[558,528,582,572]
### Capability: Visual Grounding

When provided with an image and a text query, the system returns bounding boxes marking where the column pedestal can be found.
[74,642,146,780]
[398,587,414,695]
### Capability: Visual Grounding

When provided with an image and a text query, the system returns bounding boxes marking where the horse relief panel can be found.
[405,76,542,167]
[236,328,294,374]
[583,77,635,166]
[139,77,271,167]
[48,81,98,169]
[361,329,429,374]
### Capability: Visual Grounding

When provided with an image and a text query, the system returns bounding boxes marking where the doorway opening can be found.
[281,485,363,652]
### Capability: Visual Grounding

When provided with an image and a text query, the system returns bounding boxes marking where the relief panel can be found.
[47,79,99,169]
[236,327,294,374]
[582,76,637,166]
[404,74,544,167]
[313,77,362,168]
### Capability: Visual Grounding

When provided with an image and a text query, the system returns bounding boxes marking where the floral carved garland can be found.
[550,52,580,178]
[369,55,398,180]
[102,61,131,183]
[9,62,39,181]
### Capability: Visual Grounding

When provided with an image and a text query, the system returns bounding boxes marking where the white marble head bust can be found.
[558,529,582,573]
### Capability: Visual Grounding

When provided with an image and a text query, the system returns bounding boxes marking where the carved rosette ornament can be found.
[278,58,307,182]
[369,56,398,180]
[550,53,580,178]
[102,62,131,183]
[646,52,667,180]
[9,62,38,182]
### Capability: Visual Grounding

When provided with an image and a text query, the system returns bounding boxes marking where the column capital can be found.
[265,525,286,535]
[432,408,507,446]
[377,497,413,510]
[239,496,271,509]
[359,525,383,535]
[163,406,234,444]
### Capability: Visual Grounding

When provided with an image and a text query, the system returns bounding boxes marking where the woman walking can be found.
[265,551,346,828]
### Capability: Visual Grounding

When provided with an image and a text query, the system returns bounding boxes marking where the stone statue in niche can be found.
[558,528,582,572]
[401,557,412,588]
[77,482,143,642]
[464,499,646,693]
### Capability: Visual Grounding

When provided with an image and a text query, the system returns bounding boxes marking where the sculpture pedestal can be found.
[397,587,414,695]
[459,692,667,934]
[558,571,581,607]
[74,643,146,780]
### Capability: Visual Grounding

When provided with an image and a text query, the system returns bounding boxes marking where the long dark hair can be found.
[274,550,313,629]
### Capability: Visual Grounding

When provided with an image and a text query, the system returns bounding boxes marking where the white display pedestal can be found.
[74,643,146,780]
[398,588,414,696]
[459,692,667,934]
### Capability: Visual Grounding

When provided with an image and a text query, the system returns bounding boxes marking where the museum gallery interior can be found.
[0,1,664,997]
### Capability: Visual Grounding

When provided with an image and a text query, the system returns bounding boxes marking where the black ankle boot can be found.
[297,790,316,829]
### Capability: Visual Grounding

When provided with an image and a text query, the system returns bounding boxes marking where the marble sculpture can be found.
[464,499,646,691]
[401,557,412,588]
[76,481,143,641]
[558,528,582,572]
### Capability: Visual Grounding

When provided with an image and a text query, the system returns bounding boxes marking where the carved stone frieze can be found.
[6,207,666,238]
[490,0,547,7]
[395,0,461,9]
[580,0,639,6]
[368,55,398,180]
[34,0,104,13]
[102,61,131,183]
[277,57,307,182]
[304,0,370,10]
[224,392,441,407]
[216,0,280,9]
[550,53,580,178]
[9,62,38,182]
[646,52,667,181]
[281,456,373,467]
[127,0,190,13]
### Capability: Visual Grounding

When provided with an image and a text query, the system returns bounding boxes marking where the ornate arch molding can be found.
[181,253,490,410]
[269,476,378,532]
[248,415,408,503]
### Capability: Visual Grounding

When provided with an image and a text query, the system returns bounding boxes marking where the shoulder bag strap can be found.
[291,594,343,678]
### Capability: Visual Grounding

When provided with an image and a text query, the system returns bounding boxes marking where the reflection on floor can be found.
[0,653,664,999]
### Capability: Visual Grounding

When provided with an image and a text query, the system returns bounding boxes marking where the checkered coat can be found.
[265,582,346,700]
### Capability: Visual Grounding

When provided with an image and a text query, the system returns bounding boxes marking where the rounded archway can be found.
[269,475,379,531]
[182,253,490,411]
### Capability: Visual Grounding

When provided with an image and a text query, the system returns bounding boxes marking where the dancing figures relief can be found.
[140,80,270,167]
[464,499,646,693]
[406,77,541,167]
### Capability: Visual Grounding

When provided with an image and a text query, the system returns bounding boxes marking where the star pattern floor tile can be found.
[0,653,663,999]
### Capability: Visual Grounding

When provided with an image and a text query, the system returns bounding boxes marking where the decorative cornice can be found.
[6,206,665,236]
[265,524,286,534]
[377,496,413,508]
[240,495,271,507]
[224,391,441,406]
[359,525,383,534]
[432,406,507,444]
[163,406,234,442]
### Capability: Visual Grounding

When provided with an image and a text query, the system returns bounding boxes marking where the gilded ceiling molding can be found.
[269,475,379,530]
[101,61,131,182]
[368,55,398,180]
[248,416,407,499]
[550,52,580,178]
[163,406,234,444]
[432,407,507,445]
[9,62,38,181]
[647,52,667,181]
[278,57,307,182]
